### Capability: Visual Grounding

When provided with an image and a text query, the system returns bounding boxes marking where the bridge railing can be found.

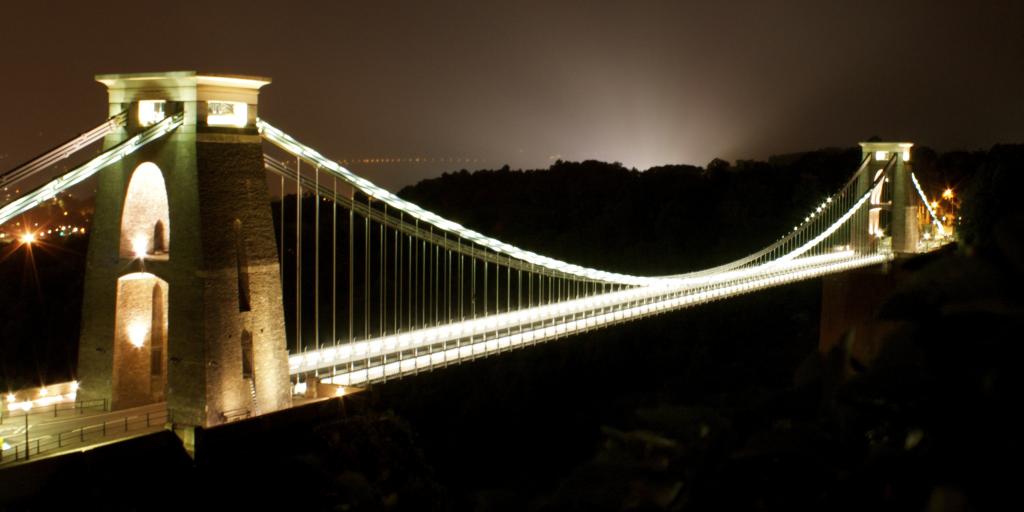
[315,252,890,386]
[0,408,168,466]
[290,249,866,373]
[0,398,107,424]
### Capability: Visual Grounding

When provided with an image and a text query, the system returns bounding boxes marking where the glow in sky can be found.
[1,1,1021,191]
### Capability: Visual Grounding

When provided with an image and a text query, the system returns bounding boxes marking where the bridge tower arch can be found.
[77,71,291,429]
[855,141,918,254]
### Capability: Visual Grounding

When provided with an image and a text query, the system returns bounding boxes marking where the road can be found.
[0,402,167,467]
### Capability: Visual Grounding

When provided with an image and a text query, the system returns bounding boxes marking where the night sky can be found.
[2,0,1021,191]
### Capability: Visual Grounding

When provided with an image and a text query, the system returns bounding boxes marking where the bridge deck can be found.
[0,402,167,468]
[292,252,890,386]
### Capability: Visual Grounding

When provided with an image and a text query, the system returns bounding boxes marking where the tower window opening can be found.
[241,330,254,379]
[207,101,248,127]
[120,162,170,260]
[152,220,167,254]
[234,219,251,312]
[138,100,166,126]
[150,282,165,377]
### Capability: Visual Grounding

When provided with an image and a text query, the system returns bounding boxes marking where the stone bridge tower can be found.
[854,141,919,254]
[77,71,291,430]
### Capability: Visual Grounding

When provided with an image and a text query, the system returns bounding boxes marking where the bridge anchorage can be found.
[0,71,952,460]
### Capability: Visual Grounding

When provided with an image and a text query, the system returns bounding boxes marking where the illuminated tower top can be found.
[95,71,271,130]
[858,141,913,164]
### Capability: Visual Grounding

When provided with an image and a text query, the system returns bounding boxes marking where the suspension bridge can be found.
[0,72,951,464]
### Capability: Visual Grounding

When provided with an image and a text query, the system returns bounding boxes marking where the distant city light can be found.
[942,188,954,200]
[19,232,35,244]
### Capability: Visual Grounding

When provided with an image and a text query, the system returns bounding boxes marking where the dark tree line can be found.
[398,149,859,276]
